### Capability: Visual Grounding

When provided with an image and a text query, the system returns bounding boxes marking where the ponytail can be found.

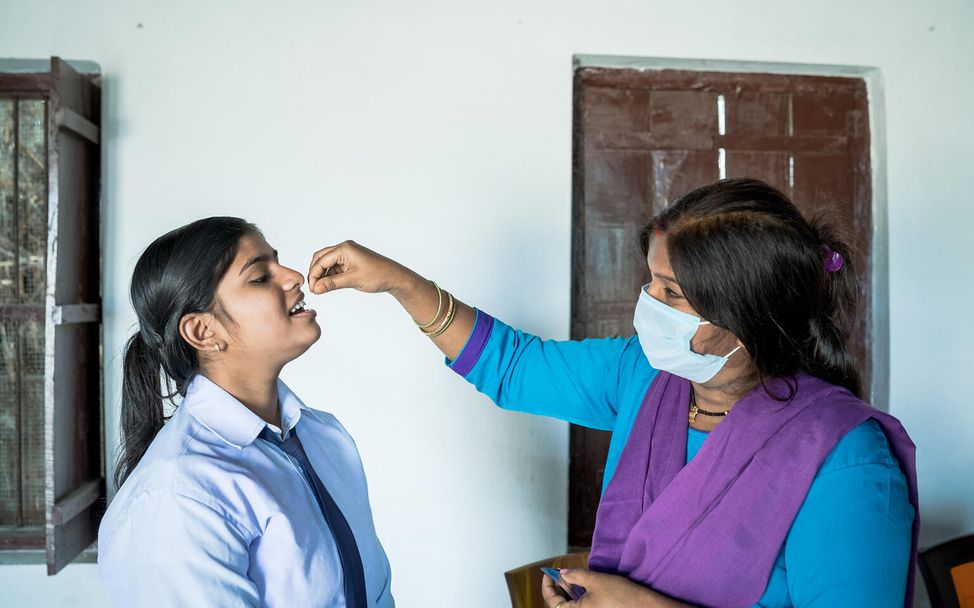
[114,332,166,488]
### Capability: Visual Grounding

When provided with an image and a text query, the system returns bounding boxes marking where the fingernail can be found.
[559,568,569,574]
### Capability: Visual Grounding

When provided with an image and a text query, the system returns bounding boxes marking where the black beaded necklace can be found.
[688,386,729,423]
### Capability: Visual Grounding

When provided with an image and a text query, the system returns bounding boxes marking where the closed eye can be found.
[250,274,269,284]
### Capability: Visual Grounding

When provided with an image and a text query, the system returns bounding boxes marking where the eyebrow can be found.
[652,271,679,284]
[238,249,279,276]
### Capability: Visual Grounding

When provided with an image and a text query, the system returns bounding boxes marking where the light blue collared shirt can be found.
[98,375,394,607]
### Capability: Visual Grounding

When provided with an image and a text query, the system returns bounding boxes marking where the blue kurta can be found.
[449,311,913,607]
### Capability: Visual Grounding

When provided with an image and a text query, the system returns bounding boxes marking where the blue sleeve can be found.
[98,490,259,607]
[446,310,650,431]
[783,420,915,607]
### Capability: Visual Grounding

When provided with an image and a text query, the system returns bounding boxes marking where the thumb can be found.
[311,269,355,295]
[559,568,595,586]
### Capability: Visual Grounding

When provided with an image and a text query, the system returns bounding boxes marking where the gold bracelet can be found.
[424,291,454,337]
[428,298,457,338]
[424,291,456,338]
[415,281,443,329]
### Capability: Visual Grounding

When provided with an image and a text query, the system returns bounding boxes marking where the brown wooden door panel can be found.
[725,92,789,136]
[569,66,872,547]
[724,151,790,192]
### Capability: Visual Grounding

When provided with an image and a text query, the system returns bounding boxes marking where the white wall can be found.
[1,0,972,606]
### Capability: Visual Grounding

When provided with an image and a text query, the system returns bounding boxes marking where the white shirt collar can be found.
[184,374,306,448]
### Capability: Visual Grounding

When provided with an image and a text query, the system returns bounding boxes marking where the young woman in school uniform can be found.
[98,217,393,607]
[306,178,918,608]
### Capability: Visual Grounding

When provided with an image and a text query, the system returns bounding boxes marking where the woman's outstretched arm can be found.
[307,240,475,360]
[308,240,651,433]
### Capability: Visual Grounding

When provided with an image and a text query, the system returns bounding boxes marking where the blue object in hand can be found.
[540,567,587,601]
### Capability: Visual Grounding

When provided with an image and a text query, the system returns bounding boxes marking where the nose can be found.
[281,266,305,291]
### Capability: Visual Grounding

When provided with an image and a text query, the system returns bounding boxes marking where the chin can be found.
[273,322,322,365]
[300,324,323,351]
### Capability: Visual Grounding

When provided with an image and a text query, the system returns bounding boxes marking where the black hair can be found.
[640,178,862,398]
[114,216,259,488]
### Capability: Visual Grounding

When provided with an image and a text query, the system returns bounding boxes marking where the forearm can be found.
[552,569,696,608]
[388,269,477,361]
[308,241,626,423]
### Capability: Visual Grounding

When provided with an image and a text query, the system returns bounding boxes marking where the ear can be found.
[178,312,223,353]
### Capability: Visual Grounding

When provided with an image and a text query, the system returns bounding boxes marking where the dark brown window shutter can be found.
[44,57,103,575]
[0,56,103,573]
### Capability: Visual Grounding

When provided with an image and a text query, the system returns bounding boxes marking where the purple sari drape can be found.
[589,372,919,607]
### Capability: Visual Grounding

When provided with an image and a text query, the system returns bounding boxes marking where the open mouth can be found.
[288,299,308,315]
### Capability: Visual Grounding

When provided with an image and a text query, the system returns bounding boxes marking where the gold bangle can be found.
[429,299,457,338]
[425,292,455,337]
[425,292,456,338]
[415,281,443,329]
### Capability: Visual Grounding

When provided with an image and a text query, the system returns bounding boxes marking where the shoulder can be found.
[786,375,904,475]
[798,419,913,529]
[299,405,343,428]
[782,418,915,605]
[102,411,262,536]
[99,475,254,549]
[297,406,355,443]
[819,418,898,475]
[617,336,658,396]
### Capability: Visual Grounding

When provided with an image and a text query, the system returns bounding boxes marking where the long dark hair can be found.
[641,178,862,398]
[114,217,259,488]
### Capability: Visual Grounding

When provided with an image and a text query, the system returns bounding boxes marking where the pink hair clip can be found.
[821,245,844,273]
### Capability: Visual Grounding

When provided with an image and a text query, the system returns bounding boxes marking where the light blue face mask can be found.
[633,284,741,383]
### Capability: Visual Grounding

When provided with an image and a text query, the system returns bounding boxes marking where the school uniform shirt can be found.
[98,375,394,607]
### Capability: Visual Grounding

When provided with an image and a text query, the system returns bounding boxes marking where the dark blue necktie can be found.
[259,427,367,608]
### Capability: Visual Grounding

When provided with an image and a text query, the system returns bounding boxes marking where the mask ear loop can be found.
[697,321,743,359]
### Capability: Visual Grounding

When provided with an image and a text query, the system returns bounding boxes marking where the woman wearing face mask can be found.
[98,218,393,607]
[307,179,917,608]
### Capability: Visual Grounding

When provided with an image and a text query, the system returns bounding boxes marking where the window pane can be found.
[0,100,18,524]
[0,318,19,523]
[0,318,45,526]
[0,99,13,302]
[0,98,47,527]
[20,317,45,524]
[17,100,46,304]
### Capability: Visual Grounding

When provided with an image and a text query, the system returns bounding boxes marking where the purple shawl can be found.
[589,372,919,607]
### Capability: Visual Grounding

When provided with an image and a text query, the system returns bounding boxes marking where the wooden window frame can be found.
[0,57,103,574]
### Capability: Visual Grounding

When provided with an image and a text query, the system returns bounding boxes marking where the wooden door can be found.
[569,67,872,547]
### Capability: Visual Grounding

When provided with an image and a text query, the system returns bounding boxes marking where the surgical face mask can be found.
[633,284,741,383]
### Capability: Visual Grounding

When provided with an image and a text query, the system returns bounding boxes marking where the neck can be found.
[203,364,283,428]
[691,372,757,414]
